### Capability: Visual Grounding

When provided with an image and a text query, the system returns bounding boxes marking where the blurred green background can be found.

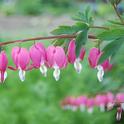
[0,0,124,124]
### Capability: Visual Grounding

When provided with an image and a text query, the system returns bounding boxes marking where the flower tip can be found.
[53,66,60,81]
[96,65,104,82]
[19,69,26,82]
[40,64,47,77]
[74,59,82,74]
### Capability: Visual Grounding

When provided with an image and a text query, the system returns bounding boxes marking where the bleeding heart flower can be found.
[30,42,47,77]
[78,96,87,111]
[0,51,8,83]
[67,39,85,73]
[88,48,112,82]
[11,47,30,82]
[116,107,122,121]
[106,92,114,110]
[86,98,94,114]
[88,48,104,82]
[46,46,67,81]
[95,95,107,112]
[116,93,124,111]
[88,48,102,68]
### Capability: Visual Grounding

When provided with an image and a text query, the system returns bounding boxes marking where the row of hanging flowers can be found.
[61,92,124,121]
[0,39,112,83]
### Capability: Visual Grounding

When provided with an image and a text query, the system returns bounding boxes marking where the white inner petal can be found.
[74,58,82,73]
[40,64,47,77]
[80,105,85,112]
[96,65,104,82]
[4,71,7,81]
[71,106,77,111]
[116,112,121,121]
[0,71,7,83]
[53,65,60,81]
[100,104,105,112]
[87,107,93,114]
[121,103,124,110]
[107,102,114,111]
[19,69,26,82]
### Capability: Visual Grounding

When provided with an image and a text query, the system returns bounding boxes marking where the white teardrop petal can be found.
[74,58,82,73]
[107,102,114,111]
[80,105,85,112]
[4,71,7,81]
[53,66,60,81]
[87,108,93,114]
[96,65,104,82]
[72,106,77,111]
[100,104,105,112]
[116,112,121,121]
[121,103,124,111]
[19,69,25,82]
[40,64,47,77]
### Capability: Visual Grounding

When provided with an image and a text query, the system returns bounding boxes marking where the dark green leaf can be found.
[97,28,124,41]
[51,26,73,35]
[51,22,89,35]
[75,29,88,57]
[99,37,124,63]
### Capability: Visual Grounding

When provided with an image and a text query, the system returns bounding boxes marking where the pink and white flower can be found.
[11,47,30,81]
[88,48,112,82]
[95,94,107,112]
[46,46,67,81]
[30,42,47,76]
[86,98,94,113]
[0,51,8,82]
[67,39,85,73]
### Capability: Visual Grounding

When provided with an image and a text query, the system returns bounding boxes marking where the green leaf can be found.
[97,28,124,41]
[99,37,124,63]
[51,26,73,35]
[75,29,88,57]
[51,22,89,35]
[72,7,93,25]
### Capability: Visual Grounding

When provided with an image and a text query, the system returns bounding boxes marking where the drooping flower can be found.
[67,39,85,73]
[116,93,124,110]
[46,46,67,81]
[78,96,87,111]
[88,48,113,82]
[0,51,8,82]
[86,98,94,113]
[11,47,30,81]
[95,95,107,112]
[88,48,102,68]
[88,48,104,82]
[30,42,47,77]
[106,92,114,110]
[116,107,123,121]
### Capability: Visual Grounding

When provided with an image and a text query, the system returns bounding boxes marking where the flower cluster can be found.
[61,93,124,121]
[0,40,112,83]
